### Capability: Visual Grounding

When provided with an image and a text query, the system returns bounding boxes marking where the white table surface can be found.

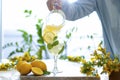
[0,59,108,80]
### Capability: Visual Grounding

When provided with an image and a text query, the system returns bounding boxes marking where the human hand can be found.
[46,0,62,11]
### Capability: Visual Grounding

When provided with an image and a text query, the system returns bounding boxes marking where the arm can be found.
[61,0,96,21]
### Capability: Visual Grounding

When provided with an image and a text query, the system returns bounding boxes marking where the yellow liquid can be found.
[43,25,63,34]
[43,25,64,54]
[48,43,64,55]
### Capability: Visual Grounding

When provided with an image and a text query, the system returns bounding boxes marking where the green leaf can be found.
[38,19,42,23]
[29,10,32,14]
[43,71,51,75]
[53,36,58,41]
[36,24,42,38]
[2,42,14,49]
[37,39,44,44]
[47,44,53,49]
[59,55,68,60]
[52,40,59,47]
[24,10,28,13]
[18,29,28,34]
[15,48,24,52]
[36,49,42,59]
[8,51,15,58]
[29,34,33,43]
[20,48,24,52]
[24,10,32,17]
[58,45,64,54]
[87,46,91,50]
[15,42,19,47]
[90,35,93,39]
[40,45,46,50]
[36,24,40,30]
[66,33,71,39]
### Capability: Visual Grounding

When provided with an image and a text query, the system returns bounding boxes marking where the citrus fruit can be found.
[43,31,55,44]
[16,61,32,75]
[31,67,43,76]
[31,60,47,71]
[16,61,26,71]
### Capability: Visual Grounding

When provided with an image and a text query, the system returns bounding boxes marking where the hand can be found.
[46,0,62,11]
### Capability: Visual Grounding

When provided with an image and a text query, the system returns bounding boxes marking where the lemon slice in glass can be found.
[43,31,56,44]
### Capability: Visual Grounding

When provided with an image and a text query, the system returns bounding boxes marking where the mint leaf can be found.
[43,71,51,75]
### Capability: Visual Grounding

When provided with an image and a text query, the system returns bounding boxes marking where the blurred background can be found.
[2,0,103,59]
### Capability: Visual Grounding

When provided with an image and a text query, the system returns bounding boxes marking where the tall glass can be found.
[43,0,65,76]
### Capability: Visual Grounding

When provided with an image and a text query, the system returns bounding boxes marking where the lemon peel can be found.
[43,31,56,44]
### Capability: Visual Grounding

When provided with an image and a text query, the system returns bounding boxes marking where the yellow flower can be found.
[1,63,5,68]
[86,72,92,76]
[31,55,37,61]
[23,52,31,61]
[106,52,110,57]
[95,73,100,78]
[107,60,112,65]
[114,68,119,72]
[91,58,96,62]
[90,67,95,71]
[18,56,23,61]
[81,59,86,64]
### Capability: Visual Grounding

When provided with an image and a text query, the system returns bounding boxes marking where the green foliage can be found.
[47,41,59,49]
[24,9,32,17]
[3,30,33,58]
[43,70,51,75]
[65,27,77,39]
[35,19,49,59]
[59,27,77,58]
[3,9,50,59]
[58,45,64,54]
[18,29,33,45]
[23,10,49,59]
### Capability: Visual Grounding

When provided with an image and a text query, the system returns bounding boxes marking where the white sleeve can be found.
[61,0,96,21]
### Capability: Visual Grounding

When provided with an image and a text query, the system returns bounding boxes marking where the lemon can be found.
[16,61,32,75]
[16,61,26,71]
[31,67,43,76]
[43,25,63,44]
[31,60,47,71]
[43,31,55,44]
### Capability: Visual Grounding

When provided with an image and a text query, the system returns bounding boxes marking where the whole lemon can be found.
[16,61,26,71]
[31,60,47,71]
[16,61,32,75]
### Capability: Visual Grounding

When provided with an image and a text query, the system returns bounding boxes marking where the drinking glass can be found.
[43,0,65,76]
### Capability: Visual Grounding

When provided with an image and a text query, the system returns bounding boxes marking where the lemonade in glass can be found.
[43,24,64,75]
[43,3,65,75]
